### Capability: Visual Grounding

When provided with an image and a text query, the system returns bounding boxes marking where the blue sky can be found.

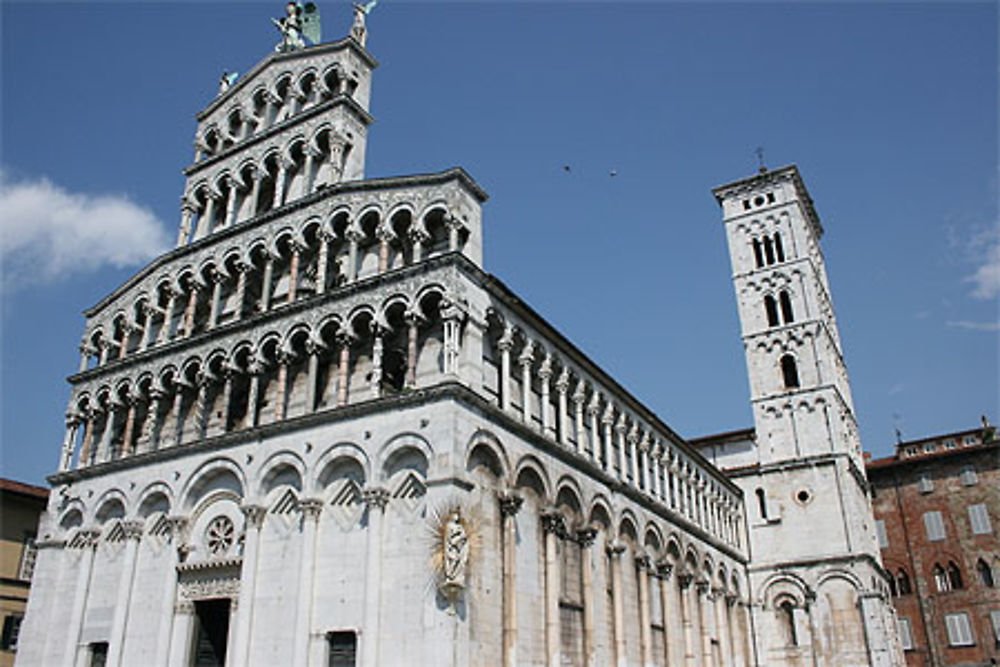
[1,1,997,486]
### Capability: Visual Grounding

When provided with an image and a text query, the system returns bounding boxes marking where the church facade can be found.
[16,10,901,667]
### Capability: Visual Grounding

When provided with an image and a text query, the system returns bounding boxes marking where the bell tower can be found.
[711,165,902,666]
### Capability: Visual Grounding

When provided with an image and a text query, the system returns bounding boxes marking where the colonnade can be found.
[491,324,742,550]
[497,491,751,667]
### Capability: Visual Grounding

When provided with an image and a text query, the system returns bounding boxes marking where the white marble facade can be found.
[16,15,900,667]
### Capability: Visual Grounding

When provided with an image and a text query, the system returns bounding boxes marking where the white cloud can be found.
[967,237,1000,300]
[0,170,170,290]
[946,320,1000,332]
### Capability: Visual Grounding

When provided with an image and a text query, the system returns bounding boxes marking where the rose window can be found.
[205,516,235,556]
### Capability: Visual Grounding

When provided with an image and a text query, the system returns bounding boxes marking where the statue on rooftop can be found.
[351,0,377,47]
[273,2,322,52]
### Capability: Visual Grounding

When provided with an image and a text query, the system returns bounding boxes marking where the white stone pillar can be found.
[588,394,601,463]
[166,600,195,667]
[607,540,627,667]
[361,488,389,667]
[155,517,186,667]
[77,408,97,468]
[658,562,676,667]
[370,328,383,399]
[63,529,100,667]
[679,572,696,667]
[233,263,249,321]
[498,326,514,413]
[106,521,144,667]
[408,227,429,265]
[336,332,352,407]
[539,355,553,436]
[636,554,653,667]
[260,254,275,312]
[230,504,266,667]
[304,341,322,413]
[572,381,586,454]
[193,190,218,239]
[555,368,569,445]
[302,145,319,195]
[541,511,564,667]
[376,224,395,273]
[445,214,463,252]
[499,492,523,667]
[316,230,334,294]
[519,341,534,424]
[627,425,640,487]
[273,157,290,208]
[182,281,202,338]
[345,227,363,283]
[78,342,93,373]
[698,580,715,667]
[404,312,421,389]
[715,592,733,667]
[247,169,263,221]
[223,178,240,228]
[287,241,303,304]
[97,402,119,463]
[577,527,598,667]
[139,304,157,351]
[601,404,615,471]
[614,413,627,480]
[176,203,195,247]
[139,389,164,454]
[157,288,178,344]
[60,413,81,472]
[291,499,323,667]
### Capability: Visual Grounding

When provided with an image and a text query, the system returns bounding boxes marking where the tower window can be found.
[933,563,949,592]
[763,236,776,265]
[752,239,764,268]
[756,487,768,520]
[778,601,798,646]
[328,631,358,667]
[780,355,800,389]
[896,569,912,595]
[774,232,785,262]
[779,290,794,323]
[947,561,963,590]
[764,295,779,327]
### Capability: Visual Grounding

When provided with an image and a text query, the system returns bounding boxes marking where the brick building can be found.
[0,479,48,667]
[868,419,1000,666]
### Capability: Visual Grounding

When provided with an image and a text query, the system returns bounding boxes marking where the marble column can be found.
[274,351,292,421]
[291,499,323,667]
[78,342,94,373]
[207,269,225,329]
[63,529,100,667]
[698,580,715,667]
[139,389,164,454]
[287,241,303,304]
[577,528,598,667]
[602,407,616,473]
[657,562,676,667]
[316,230,334,294]
[541,511,565,667]
[679,572,696,667]
[404,312,421,388]
[176,203,196,247]
[155,517,187,667]
[376,225,395,273]
[345,228,363,283]
[408,227,428,265]
[119,396,139,457]
[572,381,586,455]
[230,505,266,666]
[247,169,264,221]
[636,554,653,667]
[166,600,196,667]
[607,540,627,667]
[518,341,534,424]
[224,177,241,228]
[106,521,144,667]
[139,304,157,351]
[60,413,81,472]
[539,356,553,436]
[445,214,463,252]
[361,488,389,667]
[117,323,134,360]
[77,409,96,468]
[260,254,275,312]
[497,326,514,413]
[157,288,178,344]
[273,158,290,208]
[555,368,569,446]
[182,282,202,338]
[302,145,319,195]
[499,492,523,667]
[715,591,733,667]
[336,332,352,407]
[587,394,601,463]
[96,402,119,463]
[627,425,640,487]
[304,341,322,413]
[370,327,384,398]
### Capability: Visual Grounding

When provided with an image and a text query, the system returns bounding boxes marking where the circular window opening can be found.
[754,195,766,207]
[796,489,812,504]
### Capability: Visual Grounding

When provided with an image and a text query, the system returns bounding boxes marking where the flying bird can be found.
[562,165,571,173]
[609,169,617,177]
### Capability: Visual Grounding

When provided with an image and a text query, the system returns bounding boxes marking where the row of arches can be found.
[197,62,359,163]
[181,125,354,245]
[80,202,468,373]
[888,558,996,597]
[63,287,458,472]
[480,313,743,551]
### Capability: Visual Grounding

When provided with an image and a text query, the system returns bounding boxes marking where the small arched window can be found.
[763,236,776,265]
[756,488,768,520]
[780,355,800,389]
[896,569,912,596]
[948,561,964,590]
[779,290,794,323]
[764,296,780,327]
[778,601,798,646]
[752,239,764,268]
[977,558,994,588]
[933,563,950,592]
[774,232,785,262]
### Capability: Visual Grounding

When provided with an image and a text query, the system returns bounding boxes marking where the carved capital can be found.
[657,560,674,580]
[540,510,567,538]
[122,520,145,541]
[362,487,390,511]
[555,368,570,392]
[605,539,626,557]
[576,526,598,548]
[538,355,553,380]
[241,504,267,529]
[635,553,652,571]
[677,571,694,589]
[498,491,523,517]
[375,224,396,243]
[166,515,189,541]
[299,498,324,521]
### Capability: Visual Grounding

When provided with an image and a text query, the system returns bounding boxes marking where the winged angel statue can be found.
[273,2,322,52]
